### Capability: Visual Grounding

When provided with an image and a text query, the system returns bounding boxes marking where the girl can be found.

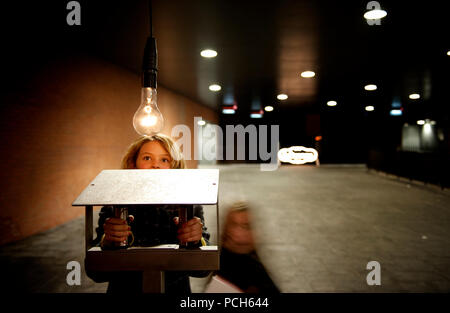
[88,134,210,293]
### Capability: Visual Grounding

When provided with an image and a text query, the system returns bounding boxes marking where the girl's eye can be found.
[143,156,151,161]
[162,158,169,163]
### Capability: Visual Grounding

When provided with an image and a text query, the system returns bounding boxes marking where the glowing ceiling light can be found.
[278,146,319,165]
[209,84,221,92]
[250,110,264,118]
[327,100,337,106]
[222,109,235,114]
[200,49,218,58]
[277,94,288,100]
[364,9,387,20]
[409,93,420,100]
[300,71,315,78]
[264,106,274,112]
[417,120,425,125]
[447,50,450,56]
[390,109,402,116]
[197,120,206,126]
[364,84,377,91]
[365,106,375,111]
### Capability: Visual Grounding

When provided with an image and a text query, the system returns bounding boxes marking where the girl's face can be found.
[135,141,172,169]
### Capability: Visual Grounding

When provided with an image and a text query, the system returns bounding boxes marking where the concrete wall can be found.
[0,55,218,245]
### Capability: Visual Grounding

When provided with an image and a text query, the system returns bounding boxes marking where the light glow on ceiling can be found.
[277,94,288,100]
[364,9,387,20]
[264,106,274,112]
[327,100,337,106]
[250,113,263,118]
[364,84,377,91]
[409,93,420,100]
[365,106,375,111]
[209,84,222,92]
[300,71,315,78]
[222,109,235,114]
[390,109,402,116]
[200,49,218,58]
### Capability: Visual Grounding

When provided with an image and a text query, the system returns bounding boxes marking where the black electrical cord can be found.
[142,0,157,88]
[148,0,153,37]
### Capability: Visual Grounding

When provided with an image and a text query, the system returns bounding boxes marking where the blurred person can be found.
[214,201,280,293]
[86,134,210,294]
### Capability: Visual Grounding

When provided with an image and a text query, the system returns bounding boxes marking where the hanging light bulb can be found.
[133,86,164,136]
[133,1,164,136]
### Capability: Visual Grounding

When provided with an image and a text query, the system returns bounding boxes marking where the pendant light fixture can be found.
[133,0,164,136]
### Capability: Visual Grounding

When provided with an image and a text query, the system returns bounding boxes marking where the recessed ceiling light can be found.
[264,106,274,112]
[390,109,402,116]
[300,71,315,78]
[365,106,375,111]
[409,93,420,100]
[197,120,206,126]
[327,100,337,106]
[222,109,235,114]
[447,50,450,56]
[209,84,221,92]
[250,110,264,118]
[277,94,288,100]
[364,84,377,91]
[417,120,425,125]
[200,49,218,58]
[364,9,387,20]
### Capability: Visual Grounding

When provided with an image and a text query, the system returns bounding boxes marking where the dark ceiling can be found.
[2,0,449,156]
[77,0,449,115]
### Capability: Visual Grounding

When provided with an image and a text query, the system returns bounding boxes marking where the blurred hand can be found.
[103,215,134,245]
[174,216,203,243]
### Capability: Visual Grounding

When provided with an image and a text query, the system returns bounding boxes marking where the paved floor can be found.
[0,164,449,293]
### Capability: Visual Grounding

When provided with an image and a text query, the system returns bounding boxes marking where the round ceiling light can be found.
[327,101,337,106]
[277,94,288,100]
[300,71,315,78]
[364,9,387,20]
[364,84,377,91]
[200,49,218,58]
[209,84,221,92]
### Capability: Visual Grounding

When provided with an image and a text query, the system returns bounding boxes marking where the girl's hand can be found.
[103,215,134,244]
[174,216,203,243]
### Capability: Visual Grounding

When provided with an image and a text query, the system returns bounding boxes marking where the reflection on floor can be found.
[1,164,449,293]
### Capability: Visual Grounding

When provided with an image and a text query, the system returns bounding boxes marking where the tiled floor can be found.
[1,164,449,293]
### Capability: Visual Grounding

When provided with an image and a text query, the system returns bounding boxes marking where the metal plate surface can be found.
[73,169,219,206]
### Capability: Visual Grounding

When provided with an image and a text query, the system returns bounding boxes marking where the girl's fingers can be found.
[105,232,130,242]
[105,217,128,225]
[104,223,130,233]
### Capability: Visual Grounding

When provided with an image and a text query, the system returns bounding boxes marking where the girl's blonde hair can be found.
[120,134,186,169]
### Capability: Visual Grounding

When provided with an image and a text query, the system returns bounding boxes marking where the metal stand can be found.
[74,169,220,293]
